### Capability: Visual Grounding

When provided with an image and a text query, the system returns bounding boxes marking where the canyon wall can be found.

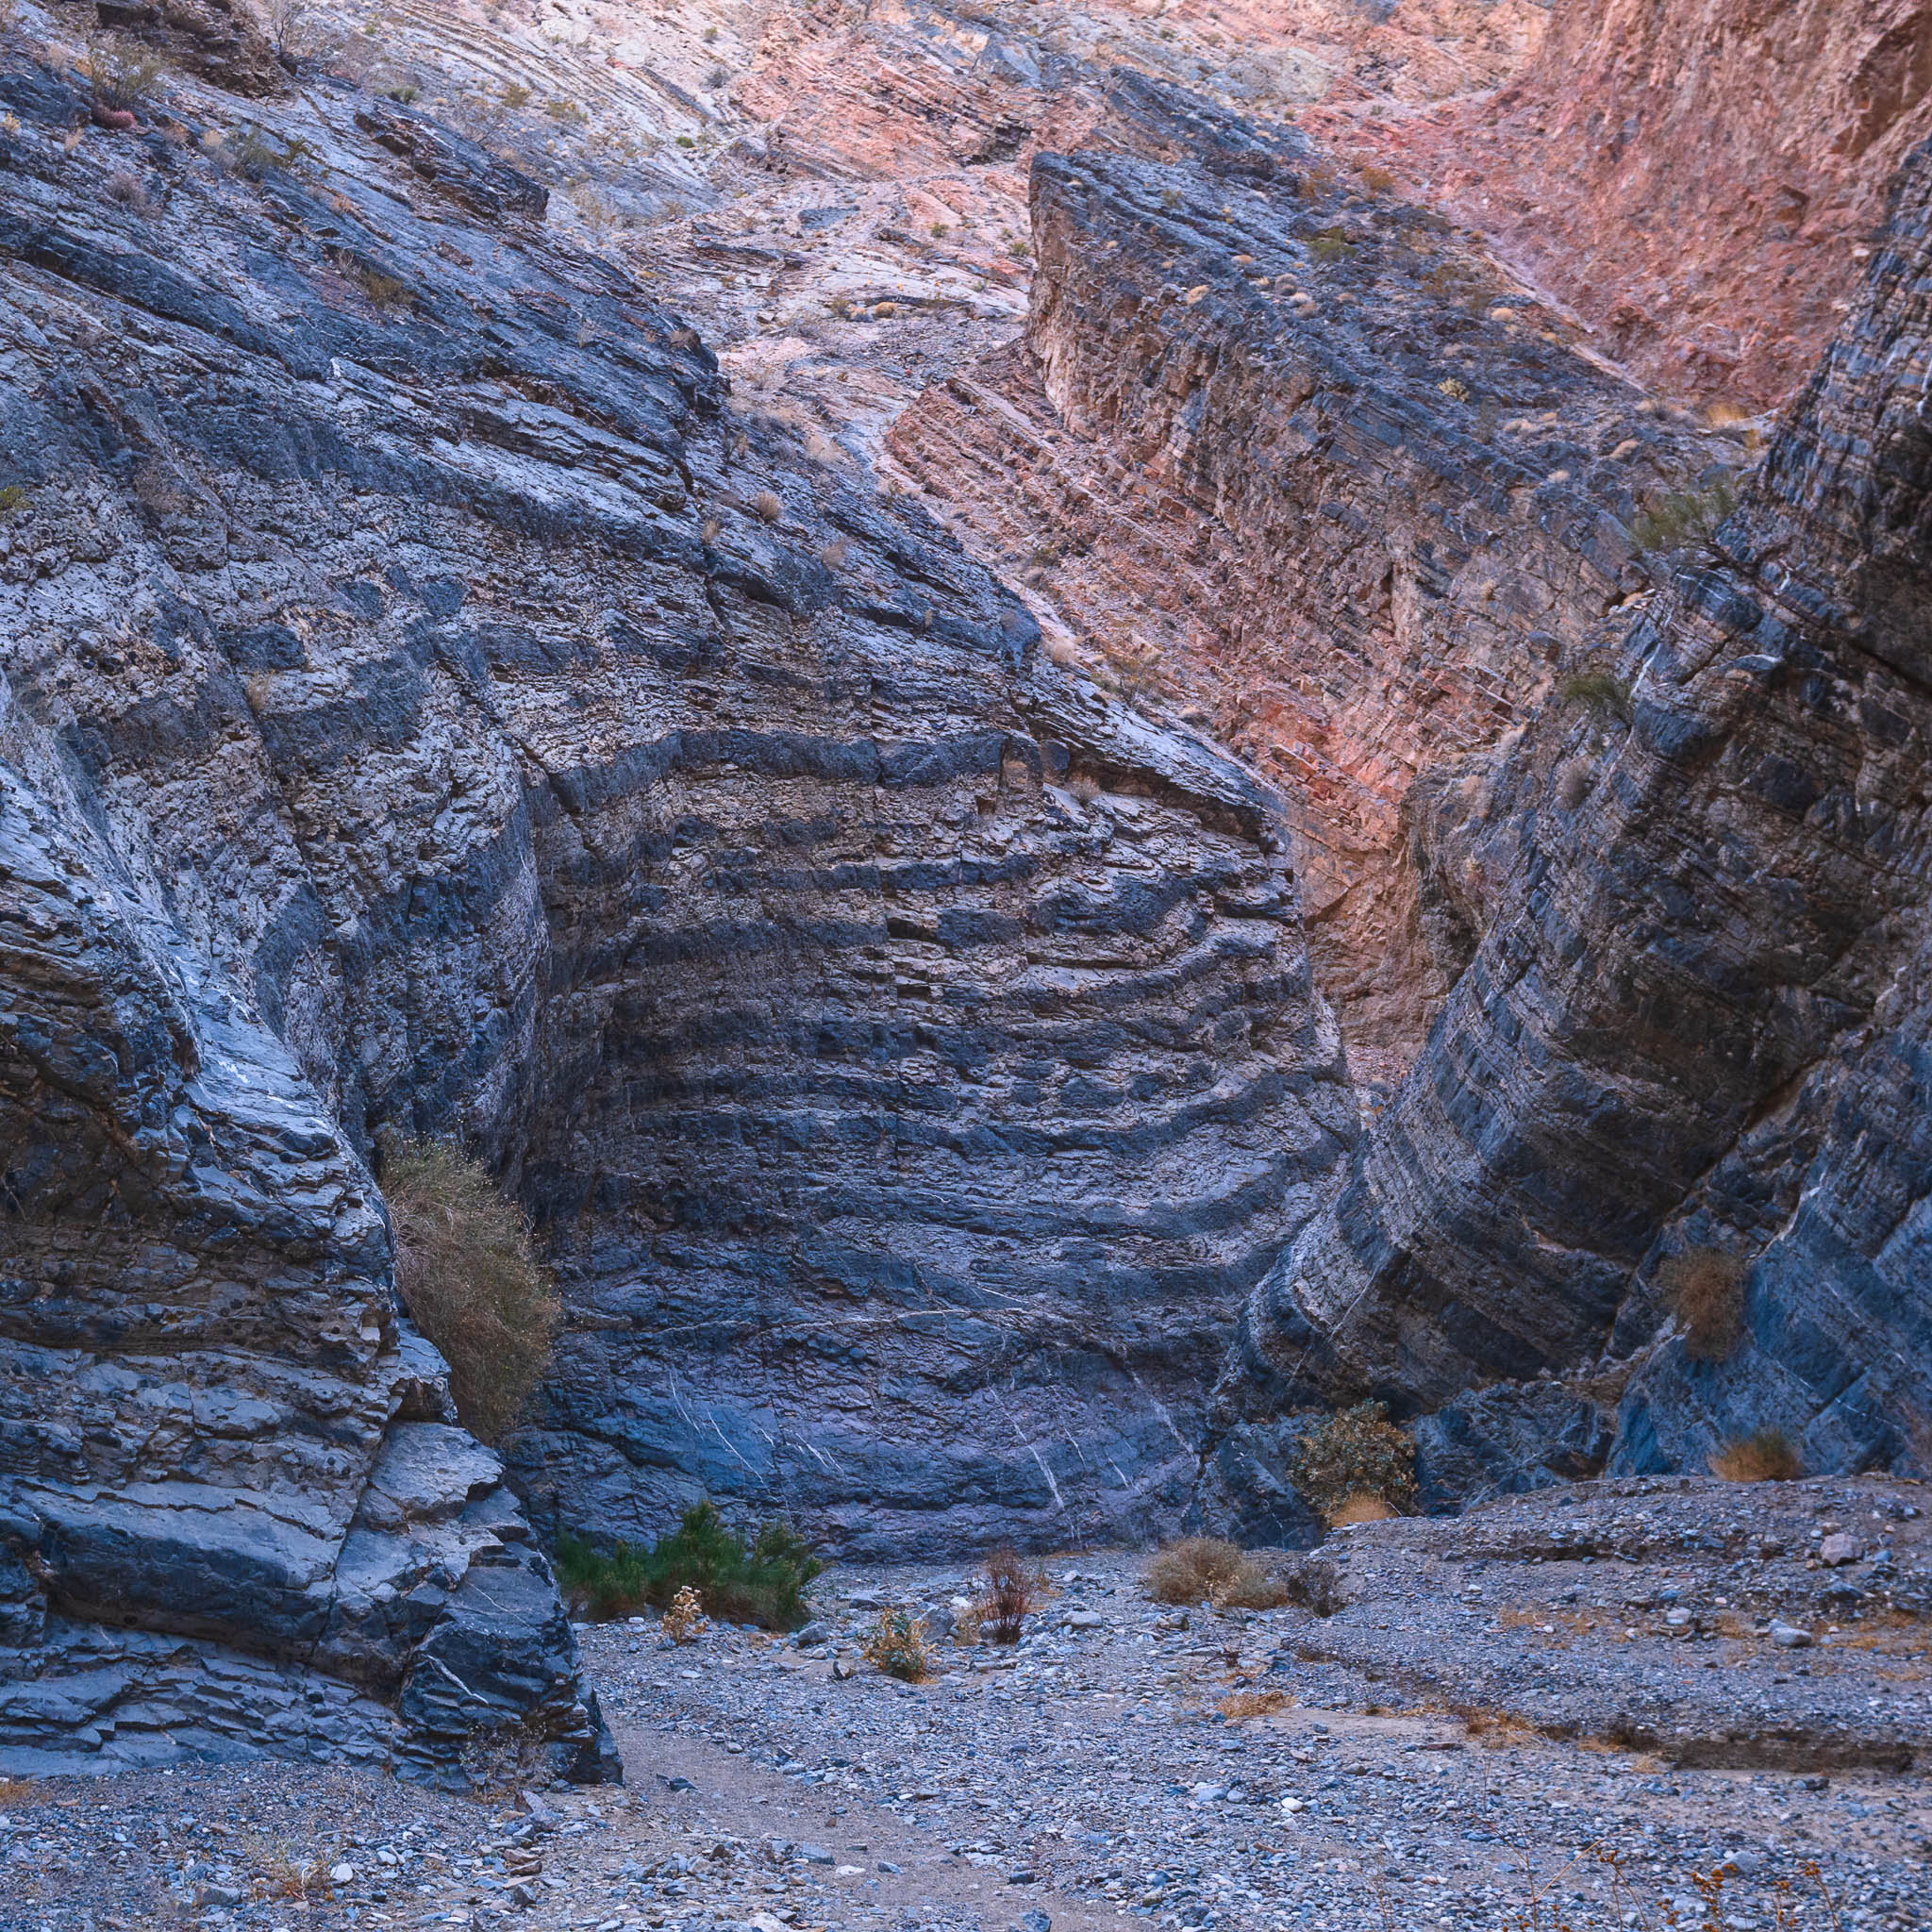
[891,75,1737,1091]
[1320,0,1932,411]
[1222,134,1932,1488]
[0,19,1356,1765]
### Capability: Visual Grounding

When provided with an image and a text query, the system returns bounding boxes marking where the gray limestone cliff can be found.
[1219,135,1932,1497]
[0,26,1354,1768]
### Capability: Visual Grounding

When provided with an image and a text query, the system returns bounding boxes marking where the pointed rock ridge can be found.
[1219,138,1932,1488]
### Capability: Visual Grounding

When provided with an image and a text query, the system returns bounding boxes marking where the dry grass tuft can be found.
[1328,1493,1398,1526]
[385,1141,559,1443]
[1658,1246,1748,1360]
[1146,1537,1289,1609]
[0,1775,35,1807]
[1710,1426,1801,1482]
[752,488,783,524]
[1457,1705,1543,1749]
[1218,1688,1290,1719]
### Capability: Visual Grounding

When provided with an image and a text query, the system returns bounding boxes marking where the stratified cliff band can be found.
[0,29,1352,1771]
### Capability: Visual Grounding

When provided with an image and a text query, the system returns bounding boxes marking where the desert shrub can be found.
[1358,164,1395,192]
[660,1583,706,1642]
[861,1608,933,1681]
[752,488,783,524]
[1559,668,1633,720]
[0,486,28,516]
[384,1141,559,1443]
[353,263,410,308]
[1286,1401,1418,1521]
[1630,474,1738,554]
[1146,1537,1287,1609]
[227,125,318,179]
[500,80,532,108]
[708,64,730,89]
[1659,1246,1747,1360]
[84,41,167,112]
[105,170,151,211]
[554,1501,821,1629]
[457,1717,557,1804]
[977,1544,1033,1643]
[1310,226,1355,263]
[1710,1426,1801,1482]
[1555,756,1594,809]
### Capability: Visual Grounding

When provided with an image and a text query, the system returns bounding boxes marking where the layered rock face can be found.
[0,11,1355,1765]
[891,75,1736,1090]
[1319,0,1932,410]
[1223,139,1932,1488]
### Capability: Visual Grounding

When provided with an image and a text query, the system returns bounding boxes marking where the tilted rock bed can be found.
[8,1483,1928,1930]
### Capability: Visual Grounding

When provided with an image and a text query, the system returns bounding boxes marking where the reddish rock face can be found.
[1314,0,1932,411]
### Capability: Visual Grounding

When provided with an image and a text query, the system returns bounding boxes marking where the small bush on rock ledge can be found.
[385,1141,559,1444]
[555,1501,821,1629]
[1286,1400,1418,1523]
[1660,1245,1748,1360]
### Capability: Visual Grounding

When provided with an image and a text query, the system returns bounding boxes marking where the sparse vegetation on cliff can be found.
[385,1141,559,1444]
[1287,1401,1418,1522]
[555,1502,822,1629]
[1660,1246,1749,1361]
[1629,475,1739,555]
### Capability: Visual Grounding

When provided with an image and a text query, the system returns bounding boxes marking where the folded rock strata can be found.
[1223,135,1932,1489]
[891,75,1737,1090]
[0,25,1355,1765]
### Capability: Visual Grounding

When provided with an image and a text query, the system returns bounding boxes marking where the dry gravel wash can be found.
[5,1478,1931,1932]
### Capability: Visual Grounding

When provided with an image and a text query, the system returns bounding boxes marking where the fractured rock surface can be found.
[0,8,1353,1767]
[1224,135,1932,1485]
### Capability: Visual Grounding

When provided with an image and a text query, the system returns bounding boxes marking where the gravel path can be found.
[5,1480,1928,1932]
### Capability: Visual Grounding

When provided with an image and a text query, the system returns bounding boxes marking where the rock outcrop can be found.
[891,75,1735,1090]
[0,14,1356,1767]
[1222,135,1932,1489]
[1317,0,1932,411]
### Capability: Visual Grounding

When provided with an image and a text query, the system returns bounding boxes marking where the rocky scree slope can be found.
[1222,135,1932,1496]
[0,22,1357,1766]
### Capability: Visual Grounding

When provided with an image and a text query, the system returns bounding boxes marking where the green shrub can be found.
[555,1502,821,1629]
[1629,475,1738,555]
[860,1608,933,1680]
[84,41,167,112]
[0,485,28,515]
[1286,1400,1418,1521]
[384,1141,558,1443]
[1559,669,1632,721]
